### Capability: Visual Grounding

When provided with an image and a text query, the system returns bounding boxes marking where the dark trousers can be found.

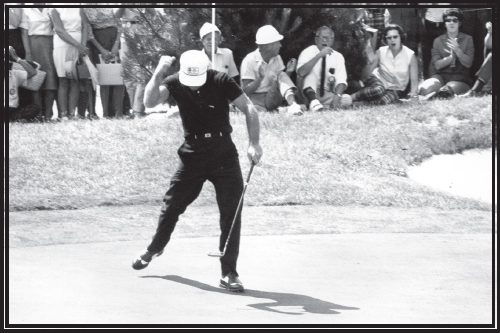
[147,134,244,277]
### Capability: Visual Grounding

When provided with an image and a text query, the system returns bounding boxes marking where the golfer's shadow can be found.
[142,275,359,315]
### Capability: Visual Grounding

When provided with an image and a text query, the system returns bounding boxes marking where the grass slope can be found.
[7,96,493,212]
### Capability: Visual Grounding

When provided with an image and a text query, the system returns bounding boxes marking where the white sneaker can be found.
[287,103,303,116]
[418,91,437,101]
[308,99,323,112]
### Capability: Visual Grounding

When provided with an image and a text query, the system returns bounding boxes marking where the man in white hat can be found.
[134,50,263,292]
[240,25,303,115]
[296,26,350,111]
[199,22,239,81]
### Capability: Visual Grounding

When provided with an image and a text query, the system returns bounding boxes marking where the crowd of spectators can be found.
[6,6,492,122]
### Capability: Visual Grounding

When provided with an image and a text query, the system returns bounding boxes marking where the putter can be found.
[208,162,255,257]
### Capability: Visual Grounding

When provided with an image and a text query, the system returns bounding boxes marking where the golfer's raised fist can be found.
[157,55,176,74]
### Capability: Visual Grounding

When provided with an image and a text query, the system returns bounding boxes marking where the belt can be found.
[186,132,228,140]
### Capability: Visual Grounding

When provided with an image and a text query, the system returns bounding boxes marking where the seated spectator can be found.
[419,8,474,100]
[199,22,239,82]
[370,24,419,104]
[240,25,303,115]
[346,22,386,106]
[460,21,492,97]
[7,46,41,122]
[296,26,350,111]
[419,7,449,79]
[20,8,58,121]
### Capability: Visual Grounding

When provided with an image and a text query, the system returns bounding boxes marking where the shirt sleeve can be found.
[226,51,239,78]
[431,36,444,65]
[334,53,348,86]
[220,72,245,102]
[460,34,474,68]
[19,9,29,30]
[240,54,257,82]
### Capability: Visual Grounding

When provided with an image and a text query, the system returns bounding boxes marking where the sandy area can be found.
[407,148,495,204]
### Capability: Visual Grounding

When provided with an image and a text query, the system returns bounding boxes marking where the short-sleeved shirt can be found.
[374,45,414,91]
[161,69,244,137]
[297,45,348,89]
[20,8,54,36]
[203,48,239,78]
[8,70,27,108]
[240,48,285,93]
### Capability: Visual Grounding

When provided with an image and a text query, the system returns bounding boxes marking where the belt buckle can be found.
[205,133,211,138]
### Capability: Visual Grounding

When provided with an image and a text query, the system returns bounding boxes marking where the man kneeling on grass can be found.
[7,46,40,122]
[132,50,263,292]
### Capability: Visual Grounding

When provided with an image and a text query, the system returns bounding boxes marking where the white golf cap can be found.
[200,22,221,40]
[255,25,283,44]
[179,50,209,86]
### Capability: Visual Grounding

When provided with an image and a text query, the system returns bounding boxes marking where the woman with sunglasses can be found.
[419,8,474,99]
[369,24,419,105]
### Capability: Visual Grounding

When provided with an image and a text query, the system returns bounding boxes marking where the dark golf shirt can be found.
[162,69,244,137]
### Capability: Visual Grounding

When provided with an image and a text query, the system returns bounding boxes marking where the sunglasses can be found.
[386,35,400,40]
[445,18,459,23]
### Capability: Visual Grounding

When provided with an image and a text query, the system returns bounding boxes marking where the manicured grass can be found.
[7,96,493,212]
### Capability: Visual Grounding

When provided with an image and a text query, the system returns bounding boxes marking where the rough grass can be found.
[7,96,493,212]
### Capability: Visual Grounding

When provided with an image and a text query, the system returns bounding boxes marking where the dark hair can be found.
[443,8,464,23]
[382,24,407,45]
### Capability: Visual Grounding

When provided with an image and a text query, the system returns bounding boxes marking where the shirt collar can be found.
[201,48,223,55]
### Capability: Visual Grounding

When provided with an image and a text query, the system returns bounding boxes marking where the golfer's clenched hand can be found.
[156,56,176,76]
[247,143,263,165]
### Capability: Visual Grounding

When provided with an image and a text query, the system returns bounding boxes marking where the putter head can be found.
[207,251,224,257]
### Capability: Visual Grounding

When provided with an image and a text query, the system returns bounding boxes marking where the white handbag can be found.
[97,55,124,85]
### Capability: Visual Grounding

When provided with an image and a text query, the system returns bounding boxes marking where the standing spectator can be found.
[240,25,303,115]
[20,7,58,121]
[116,8,153,119]
[85,8,125,119]
[199,22,239,82]
[7,46,40,122]
[9,6,31,112]
[372,24,419,104]
[419,6,450,79]
[296,26,350,111]
[9,7,25,59]
[357,8,390,50]
[49,8,89,121]
[419,8,474,99]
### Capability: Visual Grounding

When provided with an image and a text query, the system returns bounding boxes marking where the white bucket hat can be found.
[199,22,221,40]
[255,25,283,44]
[179,50,209,86]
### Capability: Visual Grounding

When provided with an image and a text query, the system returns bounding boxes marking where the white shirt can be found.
[20,8,54,36]
[374,45,414,91]
[297,45,347,90]
[8,70,27,108]
[240,48,285,93]
[202,47,239,78]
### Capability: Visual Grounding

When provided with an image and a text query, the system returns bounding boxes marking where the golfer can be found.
[132,50,263,292]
